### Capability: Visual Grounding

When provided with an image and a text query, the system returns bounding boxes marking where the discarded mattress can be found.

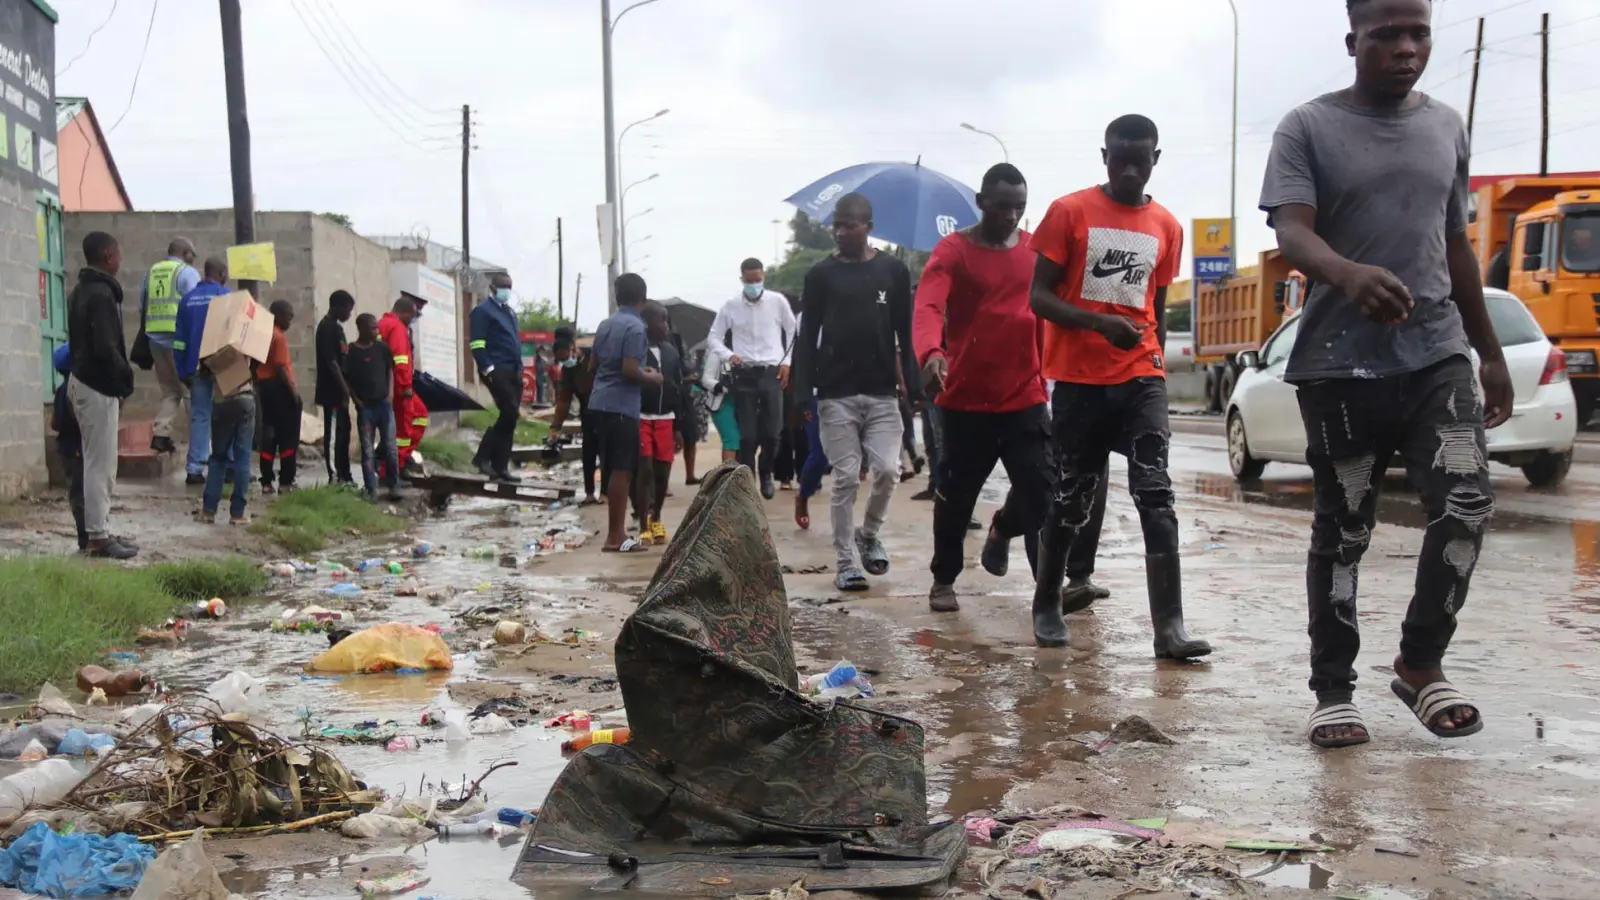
[514,463,965,894]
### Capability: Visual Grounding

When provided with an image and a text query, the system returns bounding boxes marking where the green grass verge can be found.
[460,410,550,445]
[419,437,474,473]
[0,556,266,693]
[249,486,405,554]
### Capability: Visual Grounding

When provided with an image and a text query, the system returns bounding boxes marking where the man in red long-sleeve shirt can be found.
[378,297,428,476]
[913,163,1057,613]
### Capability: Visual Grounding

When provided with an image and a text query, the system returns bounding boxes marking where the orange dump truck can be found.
[1192,250,1306,412]
[1470,173,1600,426]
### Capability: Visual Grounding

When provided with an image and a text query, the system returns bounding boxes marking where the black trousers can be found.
[922,402,944,493]
[930,405,1054,586]
[321,402,352,483]
[259,379,302,487]
[774,390,809,484]
[66,453,86,550]
[730,367,782,478]
[1298,356,1492,701]
[476,369,523,473]
[580,408,601,497]
[1006,462,1108,582]
[900,395,919,460]
[1034,378,1176,606]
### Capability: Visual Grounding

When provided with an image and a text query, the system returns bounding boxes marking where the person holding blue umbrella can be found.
[791,193,918,593]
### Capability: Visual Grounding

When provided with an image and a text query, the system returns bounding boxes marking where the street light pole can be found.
[620,173,659,271]
[617,109,668,271]
[959,122,1009,163]
[1227,0,1239,277]
[601,0,666,312]
[625,207,654,228]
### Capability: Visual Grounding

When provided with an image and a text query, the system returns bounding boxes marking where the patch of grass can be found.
[148,556,267,602]
[460,410,550,445]
[249,486,404,554]
[419,437,474,472]
[0,556,266,693]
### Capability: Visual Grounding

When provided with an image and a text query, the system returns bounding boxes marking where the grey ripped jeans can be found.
[817,395,903,570]
[1297,356,1494,702]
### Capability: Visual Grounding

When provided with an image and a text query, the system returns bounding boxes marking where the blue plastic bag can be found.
[0,821,156,897]
[56,728,117,756]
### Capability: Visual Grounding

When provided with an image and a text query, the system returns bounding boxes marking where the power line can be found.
[305,0,454,117]
[285,0,453,152]
[58,0,118,78]
[104,0,159,133]
[294,0,448,133]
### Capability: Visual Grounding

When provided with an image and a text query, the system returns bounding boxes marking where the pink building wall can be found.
[56,106,130,212]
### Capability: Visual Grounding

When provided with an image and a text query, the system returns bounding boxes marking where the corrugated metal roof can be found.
[56,97,86,131]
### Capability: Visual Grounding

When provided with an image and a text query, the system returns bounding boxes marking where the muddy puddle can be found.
[94,443,1600,898]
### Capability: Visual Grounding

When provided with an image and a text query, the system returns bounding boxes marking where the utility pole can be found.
[556,217,565,320]
[572,273,583,331]
[461,103,472,299]
[1539,12,1550,176]
[1467,18,1485,154]
[219,0,257,299]
[600,0,619,313]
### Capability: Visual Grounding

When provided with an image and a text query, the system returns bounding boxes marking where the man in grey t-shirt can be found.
[1258,0,1511,751]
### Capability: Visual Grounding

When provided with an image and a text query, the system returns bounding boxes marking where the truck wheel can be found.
[1577,390,1596,430]
[1228,412,1266,481]
[1204,368,1220,413]
[1219,366,1239,407]
[1522,449,1572,488]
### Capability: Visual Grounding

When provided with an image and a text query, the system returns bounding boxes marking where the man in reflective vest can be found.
[378,296,428,476]
[141,238,201,454]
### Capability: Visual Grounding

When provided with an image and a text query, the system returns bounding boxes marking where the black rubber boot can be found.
[1032,524,1072,648]
[1146,553,1212,660]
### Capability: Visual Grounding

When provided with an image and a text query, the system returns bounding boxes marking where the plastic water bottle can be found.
[497,807,537,826]
[437,820,516,838]
[356,557,386,572]
[818,661,857,690]
[466,545,497,559]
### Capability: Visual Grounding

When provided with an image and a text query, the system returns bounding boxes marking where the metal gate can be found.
[37,192,65,397]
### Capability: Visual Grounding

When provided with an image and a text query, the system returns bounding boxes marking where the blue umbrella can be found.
[784,160,979,252]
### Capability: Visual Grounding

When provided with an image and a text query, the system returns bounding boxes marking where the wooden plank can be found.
[510,444,582,466]
[410,472,577,507]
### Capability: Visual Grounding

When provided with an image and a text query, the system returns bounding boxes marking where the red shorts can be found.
[639,417,676,463]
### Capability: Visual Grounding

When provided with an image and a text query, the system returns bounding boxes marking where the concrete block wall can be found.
[0,175,48,498]
[308,215,394,407]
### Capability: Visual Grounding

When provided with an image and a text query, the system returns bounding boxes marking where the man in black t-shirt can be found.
[791,192,918,592]
[343,313,401,501]
[315,290,356,484]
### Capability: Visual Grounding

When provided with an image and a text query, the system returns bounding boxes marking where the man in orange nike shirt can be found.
[1026,114,1211,659]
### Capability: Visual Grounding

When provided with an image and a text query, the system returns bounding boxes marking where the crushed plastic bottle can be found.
[465,545,497,559]
[387,561,406,575]
[356,557,387,573]
[437,820,516,838]
[461,807,537,826]
[802,660,875,699]
[327,583,363,597]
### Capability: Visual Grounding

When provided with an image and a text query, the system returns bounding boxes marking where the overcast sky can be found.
[53,0,1600,329]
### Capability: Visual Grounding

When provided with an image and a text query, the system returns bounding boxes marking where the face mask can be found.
[743,282,763,300]
[560,357,578,370]
[494,287,513,303]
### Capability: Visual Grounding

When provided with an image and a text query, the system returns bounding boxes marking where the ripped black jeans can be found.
[1041,378,1178,563]
[1297,356,1493,702]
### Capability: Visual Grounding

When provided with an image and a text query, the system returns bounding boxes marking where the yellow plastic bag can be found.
[306,623,454,673]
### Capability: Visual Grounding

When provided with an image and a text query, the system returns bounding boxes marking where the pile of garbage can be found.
[965,805,1335,898]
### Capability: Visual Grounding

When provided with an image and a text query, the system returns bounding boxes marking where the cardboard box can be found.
[199,290,274,396]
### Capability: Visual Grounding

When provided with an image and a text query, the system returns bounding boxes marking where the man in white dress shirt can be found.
[707,258,797,498]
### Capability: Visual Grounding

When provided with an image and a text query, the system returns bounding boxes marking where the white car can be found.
[1226,288,1579,487]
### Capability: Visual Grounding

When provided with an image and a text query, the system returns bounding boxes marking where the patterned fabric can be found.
[524,461,937,870]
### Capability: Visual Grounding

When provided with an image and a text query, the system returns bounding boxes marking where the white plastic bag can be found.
[341,813,436,843]
[202,671,263,718]
[469,713,513,735]
[34,683,76,717]
[444,709,471,743]
[0,758,84,825]
[130,829,234,900]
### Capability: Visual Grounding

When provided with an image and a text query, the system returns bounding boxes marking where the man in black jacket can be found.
[67,231,137,560]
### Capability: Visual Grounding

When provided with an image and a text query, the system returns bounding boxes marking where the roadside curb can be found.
[1168,414,1600,464]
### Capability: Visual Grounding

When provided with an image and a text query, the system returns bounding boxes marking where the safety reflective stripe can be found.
[145,260,182,334]
[393,355,410,365]
[396,438,412,448]
[411,417,430,427]
[468,340,487,350]
[172,340,186,350]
